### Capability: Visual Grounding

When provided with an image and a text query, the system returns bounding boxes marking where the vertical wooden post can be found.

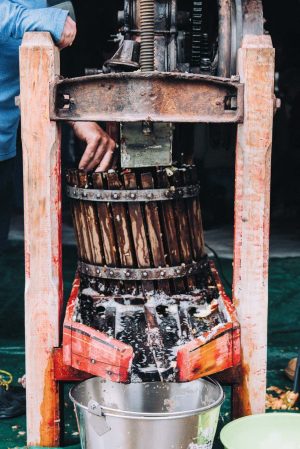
[232,35,275,417]
[20,33,62,446]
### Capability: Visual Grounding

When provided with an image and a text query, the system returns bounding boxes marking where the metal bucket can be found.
[70,377,224,449]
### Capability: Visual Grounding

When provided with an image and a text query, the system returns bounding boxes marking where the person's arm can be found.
[0,0,69,43]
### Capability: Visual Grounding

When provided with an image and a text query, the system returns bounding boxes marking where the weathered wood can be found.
[76,171,94,263]
[107,172,137,294]
[186,166,205,260]
[232,34,275,417]
[20,32,62,447]
[141,172,171,294]
[66,170,82,259]
[92,173,119,267]
[172,169,196,290]
[77,171,104,265]
[123,171,154,292]
[156,169,185,293]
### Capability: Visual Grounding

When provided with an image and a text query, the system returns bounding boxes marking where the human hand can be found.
[57,16,77,49]
[70,122,116,172]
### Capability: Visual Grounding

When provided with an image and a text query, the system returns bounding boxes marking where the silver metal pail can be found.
[70,377,224,449]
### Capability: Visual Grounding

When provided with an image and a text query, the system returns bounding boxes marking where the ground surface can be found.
[0,239,299,449]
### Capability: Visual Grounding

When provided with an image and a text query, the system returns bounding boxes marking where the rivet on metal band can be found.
[66,184,200,202]
[77,259,207,281]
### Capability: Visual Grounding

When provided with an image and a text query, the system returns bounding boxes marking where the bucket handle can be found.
[88,400,111,437]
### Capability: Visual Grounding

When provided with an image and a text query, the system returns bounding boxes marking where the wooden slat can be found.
[66,170,83,260]
[156,169,185,293]
[107,171,137,294]
[92,172,119,292]
[77,171,104,265]
[172,169,196,290]
[186,166,205,260]
[123,171,154,292]
[73,170,93,262]
[141,172,171,294]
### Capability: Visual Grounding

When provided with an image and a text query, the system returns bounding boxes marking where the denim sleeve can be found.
[0,0,69,43]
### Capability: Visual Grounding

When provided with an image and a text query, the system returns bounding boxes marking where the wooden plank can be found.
[68,169,90,261]
[141,172,171,294]
[172,169,196,290]
[20,32,62,447]
[156,169,185,293]
[232,34,275,417]
[123,171,154,292]
[186,166,205,260]
[53,347,91,382]
[77,171,104,265]
[76,171,94,263]
[92,172,119,292]
[107,172,137,294]
[177,331,234,381]
[66,170,82,259]
[92,173,118,266]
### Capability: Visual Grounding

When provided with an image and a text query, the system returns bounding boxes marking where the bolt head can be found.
[142,271,148,278]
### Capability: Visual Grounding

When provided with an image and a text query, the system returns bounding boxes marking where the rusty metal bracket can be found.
[78,259,207,280]
[66,184,200,202]
[50,72,244,123]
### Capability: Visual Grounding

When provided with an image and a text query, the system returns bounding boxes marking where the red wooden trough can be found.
[63,262,240,382]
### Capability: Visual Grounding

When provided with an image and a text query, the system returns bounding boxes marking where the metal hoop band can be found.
[66,184,200,202]
[78,259,207,281]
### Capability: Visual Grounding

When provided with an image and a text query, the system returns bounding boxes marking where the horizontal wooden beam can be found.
[50,72,243,123]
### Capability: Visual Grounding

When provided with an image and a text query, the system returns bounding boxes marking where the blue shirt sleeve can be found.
[0,0,69,43]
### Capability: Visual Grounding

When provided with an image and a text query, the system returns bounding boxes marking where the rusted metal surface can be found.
[50,72,243,123]
[232,35,275,417]
[77,259,208,281]
[120,122,173,168]
[66,183,200,202]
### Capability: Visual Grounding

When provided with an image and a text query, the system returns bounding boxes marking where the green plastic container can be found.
[220,413,300,449]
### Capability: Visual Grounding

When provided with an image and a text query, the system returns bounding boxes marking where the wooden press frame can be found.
[19,31,275,447]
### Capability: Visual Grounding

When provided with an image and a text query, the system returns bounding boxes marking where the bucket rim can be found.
[220,412,300,447]
[69,377,225,419]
